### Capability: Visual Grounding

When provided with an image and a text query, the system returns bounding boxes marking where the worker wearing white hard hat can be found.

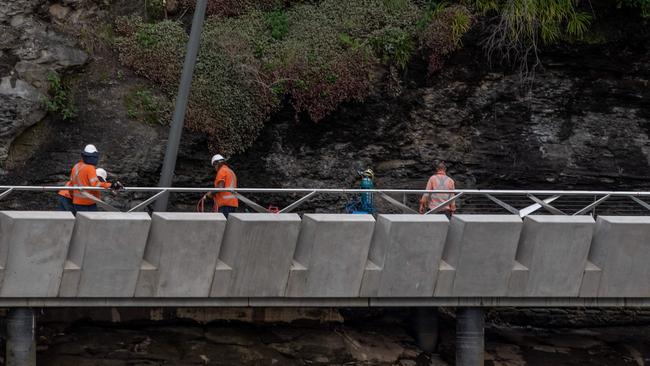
[95,168,108,182]
[204,154,238,217]
[59,144,124,213]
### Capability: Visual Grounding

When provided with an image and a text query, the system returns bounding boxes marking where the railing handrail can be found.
[3,186,650,196]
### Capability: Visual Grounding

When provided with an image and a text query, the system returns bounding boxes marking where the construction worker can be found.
[68,145,123,212]
[359,169,375,214]
[420,161,456,216]
[57,180,75,213]
[56,167,107,213]
[204,154,238,217]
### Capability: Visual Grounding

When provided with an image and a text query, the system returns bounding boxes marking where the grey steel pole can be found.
[6,308,36,366]
[413,307,438,353]
[153,0,208,212]
[456,307,484,366]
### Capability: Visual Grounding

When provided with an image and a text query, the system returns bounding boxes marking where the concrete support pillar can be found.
[413,307,438,353]
[456,307,484,366]
[6,308,36,366]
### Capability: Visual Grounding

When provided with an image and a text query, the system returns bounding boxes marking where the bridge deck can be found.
[0,211,648,307]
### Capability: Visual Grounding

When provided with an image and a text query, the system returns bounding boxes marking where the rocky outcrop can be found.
[0,0,88,162]
[1,2,648,214]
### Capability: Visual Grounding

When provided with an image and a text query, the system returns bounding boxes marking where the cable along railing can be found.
[2,186,650,216]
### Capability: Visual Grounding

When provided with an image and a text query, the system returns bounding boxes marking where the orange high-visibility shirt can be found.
[422,172,456,211]
[213,165,238,208]
[69,161,111,206]
[58,181,73,199]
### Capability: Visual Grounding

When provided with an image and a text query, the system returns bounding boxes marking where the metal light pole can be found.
[154,0,208,212]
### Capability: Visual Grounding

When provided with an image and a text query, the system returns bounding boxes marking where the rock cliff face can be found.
[0,1,648,213]
[0,0,88,163]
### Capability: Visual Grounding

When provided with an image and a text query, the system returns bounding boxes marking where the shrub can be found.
[419,5,473,73]
[116,1,473,154]
[464,0,592,76]
[44,73,76,121]
[124,87,171,125]
[178,0,288,17]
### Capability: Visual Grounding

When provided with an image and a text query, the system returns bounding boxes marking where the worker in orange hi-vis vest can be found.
[67,145,124,213]
[204,154,239,217]
[419,161,456,217]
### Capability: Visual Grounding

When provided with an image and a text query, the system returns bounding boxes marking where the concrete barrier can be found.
[60,212,151,297]
[509,215,594,297]
[588,216,650,297]
[436,215,522,297]
[1,211,650,304]
[286,214,375,297]
[136,213,226,297]
[0,212,75,297]
[210,213,301,297]
[360,214,449,297]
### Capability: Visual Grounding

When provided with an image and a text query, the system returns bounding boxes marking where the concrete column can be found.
[413,307,439,353]
[456,307,484,366]
[6,308,36,366]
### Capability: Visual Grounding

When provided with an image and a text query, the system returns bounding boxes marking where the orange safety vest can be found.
[213,165,238,208]
[58,181,73,199]
[423,172,456,211]
[69,161,111,206]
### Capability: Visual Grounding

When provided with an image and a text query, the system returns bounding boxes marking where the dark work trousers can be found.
[58,196,76,214]
[218,206,237,218]
[74,204,98,213]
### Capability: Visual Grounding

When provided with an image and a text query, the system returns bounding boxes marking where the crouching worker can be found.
[204,154,238,217]
[68,144,123,212]
[57,180,75,214]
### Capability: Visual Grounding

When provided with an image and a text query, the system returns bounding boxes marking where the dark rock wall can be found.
[0,1,648,213]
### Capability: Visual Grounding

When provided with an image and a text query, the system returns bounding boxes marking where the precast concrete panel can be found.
[360,214,448,297]
[136,213,226,297]
[442,215,522,297]
[511,215,594,297]
[210,213,301,297]
[286,214,375,297]
[63,212,151,297]
[0,211,74,297]
[589,216,650,297]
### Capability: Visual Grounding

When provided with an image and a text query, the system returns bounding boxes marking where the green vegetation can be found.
[124,87,170,125]
[464,0,592,75]
[44,73,76,121]
[115,0,646,154]
[621,0,650,17]
[116,0,455,154]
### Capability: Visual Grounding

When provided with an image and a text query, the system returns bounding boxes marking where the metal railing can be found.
[2,185,650,216]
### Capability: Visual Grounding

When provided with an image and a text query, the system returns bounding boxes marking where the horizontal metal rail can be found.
[4,186,650,195]
[2,186,650,216]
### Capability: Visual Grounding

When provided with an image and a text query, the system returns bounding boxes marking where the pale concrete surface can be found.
[210,213,301,297]
[136,213,226,297]
[0,211,74,297]
[589,216,650,297]
[62,212,151,297]
[286,214,375,297]
[439,215,523,297]
[1,212,650,303]
[360,214,449,297]
[511,215,594,297]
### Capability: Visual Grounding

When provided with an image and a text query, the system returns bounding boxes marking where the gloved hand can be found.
[111,181,125,191]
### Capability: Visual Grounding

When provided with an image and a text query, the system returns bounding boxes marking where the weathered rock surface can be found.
[0,0,88,163]
[0,2,648,215]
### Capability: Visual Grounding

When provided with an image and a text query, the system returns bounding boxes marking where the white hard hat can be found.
[83,144,99,154]
[211,154,225,165]
[95,168,108,181]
